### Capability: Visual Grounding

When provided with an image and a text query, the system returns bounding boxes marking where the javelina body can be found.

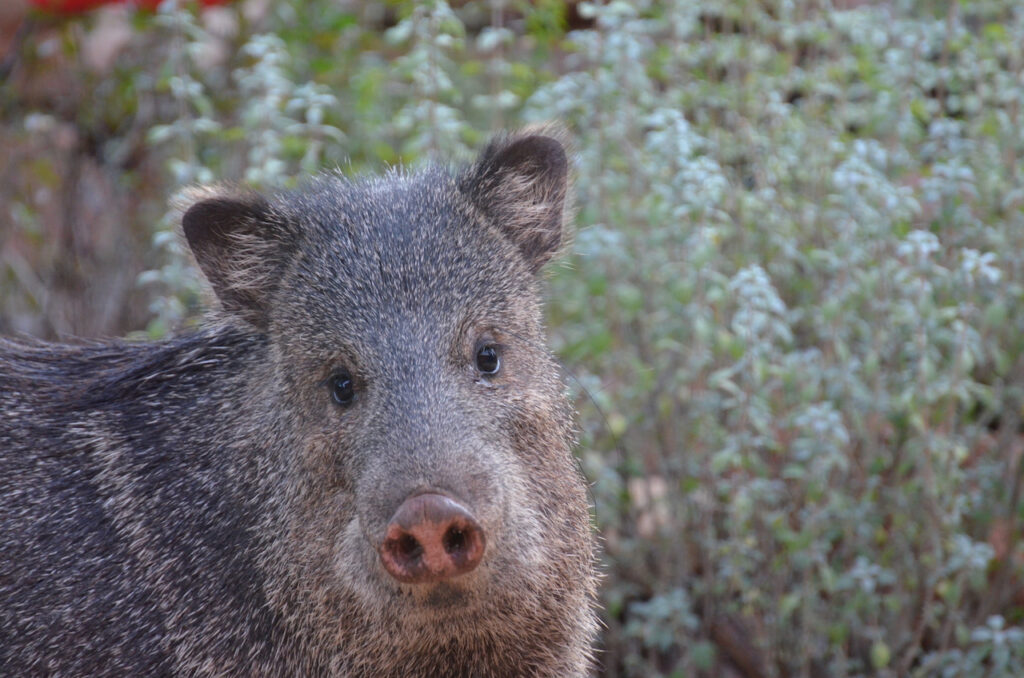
[0,131,598,676]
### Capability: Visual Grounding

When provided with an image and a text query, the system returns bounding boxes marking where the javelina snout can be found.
[343,339,507,591]
[378,493,485,583]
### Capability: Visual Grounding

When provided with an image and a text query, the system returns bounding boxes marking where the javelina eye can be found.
[475,345,501,375]
[329,371,355,407]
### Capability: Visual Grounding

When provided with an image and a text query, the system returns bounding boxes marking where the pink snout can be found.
[378,493,486,584]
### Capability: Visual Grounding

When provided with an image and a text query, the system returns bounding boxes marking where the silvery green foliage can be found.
[384,0,472,160]
[917,615,1024,678]
[234,34,344,185]
[529,0,1024,675]
[140,3,344,334]
[137,2,221,334]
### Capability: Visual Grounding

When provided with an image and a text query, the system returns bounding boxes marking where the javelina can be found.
[0,130,599,676]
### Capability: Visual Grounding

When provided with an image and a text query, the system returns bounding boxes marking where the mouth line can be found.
[393,580,476,610]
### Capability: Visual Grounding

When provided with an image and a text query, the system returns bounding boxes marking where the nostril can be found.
[443,526,466,555]
[398,533,423,562]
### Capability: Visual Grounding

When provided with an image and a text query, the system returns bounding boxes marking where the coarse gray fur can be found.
[0,129,598,677]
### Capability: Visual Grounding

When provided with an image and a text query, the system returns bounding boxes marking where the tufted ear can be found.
[181,188,297,329]
[460,131,570,273]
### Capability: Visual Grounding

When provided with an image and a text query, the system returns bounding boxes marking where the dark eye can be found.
[475,344,501,375]
[329,371,355,407]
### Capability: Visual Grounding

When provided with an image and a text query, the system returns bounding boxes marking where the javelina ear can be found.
[181,189,295,329]
[461,131,569,273]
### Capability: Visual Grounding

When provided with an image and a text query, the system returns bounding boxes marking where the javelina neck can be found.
[1,323,298,672]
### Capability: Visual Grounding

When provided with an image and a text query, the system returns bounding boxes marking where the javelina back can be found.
[0,130,598,676]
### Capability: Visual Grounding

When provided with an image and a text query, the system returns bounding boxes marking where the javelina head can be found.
[181,131,597,675]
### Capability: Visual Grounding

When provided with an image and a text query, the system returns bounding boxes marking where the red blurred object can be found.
[30,0,229,13]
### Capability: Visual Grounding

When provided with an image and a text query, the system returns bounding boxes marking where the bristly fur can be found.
[0,129,599,677]
[519,122,577,256]
[458,123,576,273]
